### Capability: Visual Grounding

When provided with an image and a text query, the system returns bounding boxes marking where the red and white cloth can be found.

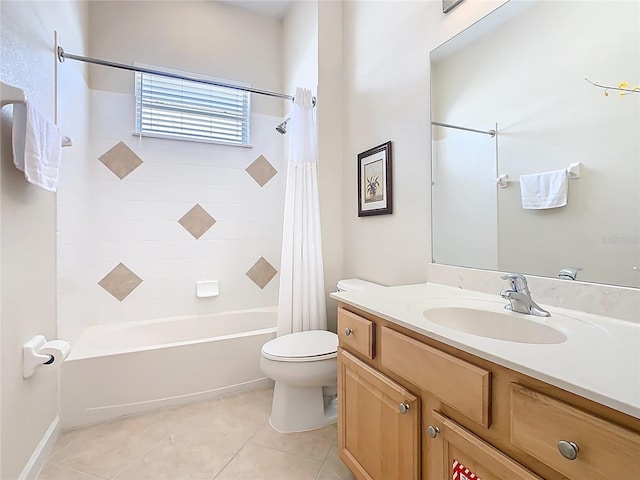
[453,459,481,480]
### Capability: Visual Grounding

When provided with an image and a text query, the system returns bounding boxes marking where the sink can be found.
[422,306,567,344]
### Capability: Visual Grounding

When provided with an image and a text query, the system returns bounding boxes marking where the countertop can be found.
[330,282,640,419]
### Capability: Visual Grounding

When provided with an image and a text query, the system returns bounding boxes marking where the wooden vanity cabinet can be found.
[336,305,640,480]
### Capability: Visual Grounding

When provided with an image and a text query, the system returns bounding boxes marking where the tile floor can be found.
[38,388,355,480]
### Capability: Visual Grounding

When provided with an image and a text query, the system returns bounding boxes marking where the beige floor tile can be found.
[42,388,340,480]
[49,411,171,478]
[215,443,323,480]
[250,423,336,460]
[316,446,356,480]
[208,388,274,426]
[38,463,103,480]
[113,435,236,480]
[157,410,262,457]
[50,406,173,462]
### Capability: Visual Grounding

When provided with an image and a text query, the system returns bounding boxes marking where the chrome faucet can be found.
[500,273,550,317]
[558,267,582,281]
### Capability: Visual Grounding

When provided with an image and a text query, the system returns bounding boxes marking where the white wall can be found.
[57,1,287,343]
[317,1,344,332]
[87,0,283,117]
[0,1,89,478]
[341,0,505,286]
[283,1,318,100]
[283,1,346,332]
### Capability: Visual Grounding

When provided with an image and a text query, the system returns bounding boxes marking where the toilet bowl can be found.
[261,278,383,433]
[261,330,338,433]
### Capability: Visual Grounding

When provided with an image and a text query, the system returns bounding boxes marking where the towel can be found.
[519,168,568,209]
[12,101,62,192]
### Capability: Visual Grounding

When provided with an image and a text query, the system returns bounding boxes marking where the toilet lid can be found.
[262,330,338,361]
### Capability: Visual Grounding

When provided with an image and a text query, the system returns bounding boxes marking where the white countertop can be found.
[331,282,640,419]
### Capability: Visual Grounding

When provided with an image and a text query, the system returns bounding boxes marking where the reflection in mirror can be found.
[431,0,639,288]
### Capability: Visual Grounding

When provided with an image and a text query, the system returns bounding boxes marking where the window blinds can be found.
[135,71,251,146]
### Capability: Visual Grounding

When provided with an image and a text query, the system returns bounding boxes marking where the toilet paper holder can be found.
[23,335,71,378]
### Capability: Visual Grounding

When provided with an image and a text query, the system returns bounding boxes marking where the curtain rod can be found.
[57,46,315,105]
[432,121,496,138]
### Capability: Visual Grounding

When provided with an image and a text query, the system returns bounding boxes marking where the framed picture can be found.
[358,141,393,217]
[443,0,464,13]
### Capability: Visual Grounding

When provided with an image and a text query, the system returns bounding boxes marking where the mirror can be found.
[431,0,639,288]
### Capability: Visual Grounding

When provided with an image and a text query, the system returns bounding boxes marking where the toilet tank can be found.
[336,278,383,292]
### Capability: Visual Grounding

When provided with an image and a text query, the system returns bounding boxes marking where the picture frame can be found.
[357,141,393,217]
[442,0,465,13]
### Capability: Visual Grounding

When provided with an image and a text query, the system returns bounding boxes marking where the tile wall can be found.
[57,90,286,342]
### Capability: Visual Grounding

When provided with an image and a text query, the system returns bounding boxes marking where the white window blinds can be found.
[135,68,251,146]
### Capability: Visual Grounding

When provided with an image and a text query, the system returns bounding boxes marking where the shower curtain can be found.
[276,87,327,336]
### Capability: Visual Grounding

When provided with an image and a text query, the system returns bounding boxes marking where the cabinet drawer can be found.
[380,327,491,427]
[510,384,640,480]
[337,308,375,359]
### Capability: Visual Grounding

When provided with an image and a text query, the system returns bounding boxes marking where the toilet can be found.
[260,278,383,433]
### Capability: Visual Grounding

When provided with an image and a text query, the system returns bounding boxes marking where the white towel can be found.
[12,101,62,192]
[519,168,568,209]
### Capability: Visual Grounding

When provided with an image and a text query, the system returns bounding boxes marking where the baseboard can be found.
[18,415,60,480]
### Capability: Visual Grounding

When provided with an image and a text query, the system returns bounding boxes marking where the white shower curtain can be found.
[277,87,327,337]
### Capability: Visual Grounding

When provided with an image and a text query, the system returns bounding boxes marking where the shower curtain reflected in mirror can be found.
[277,87,327,336]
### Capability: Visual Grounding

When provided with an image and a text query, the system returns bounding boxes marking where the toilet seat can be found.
[262,330,338,363]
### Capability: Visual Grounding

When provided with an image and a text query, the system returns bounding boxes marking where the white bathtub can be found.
[61,307,277,428]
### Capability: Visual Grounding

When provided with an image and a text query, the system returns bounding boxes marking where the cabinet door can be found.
[338,348,420,480]
[427,411,542,480]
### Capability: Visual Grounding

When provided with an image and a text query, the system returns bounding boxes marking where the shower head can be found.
[276,117,290,134]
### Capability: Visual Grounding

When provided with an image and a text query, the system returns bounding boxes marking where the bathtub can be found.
[61,307,277,428]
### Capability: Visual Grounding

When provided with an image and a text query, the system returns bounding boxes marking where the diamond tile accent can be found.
[246,257,278,289]
[178,204,216,239]
[98,263,143,301]
[246,155,277,187]
[98,141,143,179]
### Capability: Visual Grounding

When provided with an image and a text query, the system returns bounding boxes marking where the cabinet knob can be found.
[398,403,410,414]
[344,327,353,336]
[557,440,579,460]
[426,425,440,438]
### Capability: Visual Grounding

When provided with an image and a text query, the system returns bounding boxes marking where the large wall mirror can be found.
[431,0,639,288]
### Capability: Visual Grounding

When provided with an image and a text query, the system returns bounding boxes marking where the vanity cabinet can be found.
[336,305,640,480]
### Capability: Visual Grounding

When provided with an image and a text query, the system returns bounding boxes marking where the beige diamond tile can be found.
[98,141,143,179]
[98,263,143,301]
[246,154,277,187]
[178,204,216,239]
[246,257,277,289]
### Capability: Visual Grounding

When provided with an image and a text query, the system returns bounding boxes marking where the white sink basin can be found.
[422,306,567,344]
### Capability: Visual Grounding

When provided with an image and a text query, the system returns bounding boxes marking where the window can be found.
[135,66,251,146]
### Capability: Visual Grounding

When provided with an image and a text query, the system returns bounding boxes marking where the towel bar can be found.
[1,81,72,147]
[497,162,581,188]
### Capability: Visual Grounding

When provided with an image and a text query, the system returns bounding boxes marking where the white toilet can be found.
[260,278,383,433]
